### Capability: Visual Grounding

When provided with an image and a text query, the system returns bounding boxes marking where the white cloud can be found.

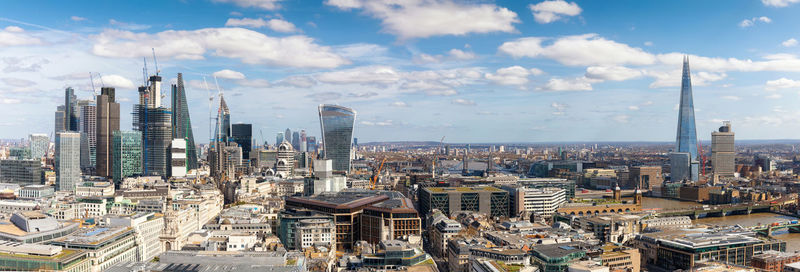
[315,65,401,85]
[485,66,542,86]
[225,18,268,28]
[613,114,630,123]
[645,69,727,88]
[762,0,800,7]
[551,102,568,115]
[0,26,42,47]
[765,77,800,90]
[1,78,35,87]
[541,77,594,91]
[236,78,270,87]
[108,19,150,30]
[628,105,639,111]
[213,69,246,80]
[360,120,394,126]
[585,66,642,81]
[90,28,349,68]
[213,0,282,10]
[70,16,87,22]
[499,34,656,66]
[325,0,519,39]
[644,41,653,46]
[389,101,408,107]
[277,75,316,88]
[0,98,21,104]
[528,0,582,24]
[721,96,741,101]
[782,38,798,47]
[766,93,783,99]
[266,19,298,33]
[97,74,135,89]
[739,16,771,28]
[448,49,476,60]
[451,98,476,106]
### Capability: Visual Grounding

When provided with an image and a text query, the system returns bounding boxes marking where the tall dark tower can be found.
[231,123,252,160]
[171,73,198,171]
[96,87,120,178]
[64,87,78,131]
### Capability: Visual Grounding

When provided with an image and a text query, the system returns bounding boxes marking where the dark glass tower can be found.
[231,123,252,160]
[318,104,356,173]
[171,73,198,171]
[64,87,78,131]
[96,87,120,178]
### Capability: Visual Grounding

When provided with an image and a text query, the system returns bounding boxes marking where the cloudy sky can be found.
[2,0,800,143]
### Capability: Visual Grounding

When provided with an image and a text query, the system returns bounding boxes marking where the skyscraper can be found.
[214,95,231,143]
[96,87,120,178]
[78,100,96,170]
[711,122,735,177]
[55,105,65,133]
[671,56,699,181]
[64,87,78,131]
[276,132,284,147]
[134,75,172,178]
[300,130,307,152]
[318,104,356,173]
[231,123,252,160]
[112,130,142,184]
[306,136,317,153]
[29,134,49,160]
[171,73,198,171]
[292,131,300,151]
[55,132,81,191]
[285,128,292,144]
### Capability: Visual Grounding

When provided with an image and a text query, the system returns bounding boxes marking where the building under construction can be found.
[132,75,173,178]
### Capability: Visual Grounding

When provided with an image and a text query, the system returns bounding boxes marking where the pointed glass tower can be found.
[171,73,198,171]
[214,95,231,143]
[672,56,699,181]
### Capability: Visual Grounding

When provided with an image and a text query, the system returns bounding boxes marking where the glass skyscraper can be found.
[672,56,699,181]
[231,123,252,160]
[112,130,142,184]
[318,104,356,173]
[171,73,198,171]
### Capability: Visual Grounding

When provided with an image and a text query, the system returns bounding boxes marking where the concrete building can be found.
[18,184,54,199]
[103,212,164,262]
[29,133,49,160]
[304,159,346,195]
[0,159,42,185]
[530,242,587,272]
[170,138,187,177]
[50,226,137,272]
[360,197,421,245]
[629,166,662,190]
[55,132,81,191]
[502,185,566,218]
[430,213,461,258]
[418,186,510,220]
[0,212,79,243]
[294,218,334,250]
[711,121,735,177]
[0,241,90,272]
[277,208,333,251]
[640,216,691,230]
[750,250,800,272]
[276,141,294,178]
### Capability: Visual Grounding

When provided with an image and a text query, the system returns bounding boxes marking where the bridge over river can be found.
[652,197,797,219]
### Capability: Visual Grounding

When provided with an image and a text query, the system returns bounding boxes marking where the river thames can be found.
[642,197,800,252]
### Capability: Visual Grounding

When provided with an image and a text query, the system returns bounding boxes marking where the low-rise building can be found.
[0,241,90,272]
[750,250,800,272]
[531,243,588,272]
[50,226,137,272]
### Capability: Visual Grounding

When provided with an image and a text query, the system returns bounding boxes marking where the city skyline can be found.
[3,1,800,142]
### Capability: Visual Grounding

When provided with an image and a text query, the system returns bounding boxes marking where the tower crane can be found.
[370,158,387,190]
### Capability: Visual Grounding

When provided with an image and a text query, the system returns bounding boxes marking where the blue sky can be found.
[2,0,800,143]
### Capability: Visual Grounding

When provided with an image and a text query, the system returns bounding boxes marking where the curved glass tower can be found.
[318,104,356,173]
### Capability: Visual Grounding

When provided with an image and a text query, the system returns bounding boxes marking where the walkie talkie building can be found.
[318,104,356,173]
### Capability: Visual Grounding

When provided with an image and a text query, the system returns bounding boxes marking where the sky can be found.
[2,0,800,144]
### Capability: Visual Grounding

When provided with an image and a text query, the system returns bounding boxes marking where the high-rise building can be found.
[55,132,81,191]
[64,87,78,131]
[170,139,187,178]
[134,76,173,178]
[306,136,317,153]
[214,96,231,143]
[291,131,300,151]
[96,87,120,178]
[276,141,294,178]
[112,131,142,184]
[712,122,735,177]
[671,56,699,182]
[29,134,49,160]
[318,104,356,173]
[171,73,198,171]
[78,100,97,170]
[299,130,307,152]
[231,123,252,160]
[276,132,284,147]
[285,128,292,146]
[54,105,65,133]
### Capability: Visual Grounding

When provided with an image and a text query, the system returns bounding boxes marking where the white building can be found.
[55,132,81,191]
[104,213,164,262]
[503,186,566,217]
[170,139,187,178]
[29,133,50,160]
[51,227,137,272]
[276,141,294,178]
[295,218,334,250]
[640,216,692,230]
[303,159,346,195]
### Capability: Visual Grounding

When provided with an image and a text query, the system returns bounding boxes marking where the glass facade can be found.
[675,56,698,180]
[318,104,356,173]
[231,123,253,160]
[55,132,81,191]
[171,73,198,171]
[113,131,142,184]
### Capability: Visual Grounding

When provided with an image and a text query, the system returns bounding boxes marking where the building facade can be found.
[96,87,119,178]
[55,132,81,191]
[711,121,735,177]
[418,187,510,220]
[170,73,198,171]
[112,131,142,184]
[672,56,699,182]
[318,104,356,173]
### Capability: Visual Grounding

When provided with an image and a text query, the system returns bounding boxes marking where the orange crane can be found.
[370,158,387,190]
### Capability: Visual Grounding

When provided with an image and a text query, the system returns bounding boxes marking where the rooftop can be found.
[532,243,585,259]
[425,186,503,193]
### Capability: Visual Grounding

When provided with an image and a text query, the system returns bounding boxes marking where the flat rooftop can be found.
[425,186,503,193]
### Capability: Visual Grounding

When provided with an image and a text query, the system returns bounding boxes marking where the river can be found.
[641,197,800,252]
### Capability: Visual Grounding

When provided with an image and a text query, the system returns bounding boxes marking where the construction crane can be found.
[439,136,445,155]
[370,158,387,190]
[698,142,707,179]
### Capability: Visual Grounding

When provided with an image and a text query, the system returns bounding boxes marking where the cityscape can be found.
[5,1,800,272]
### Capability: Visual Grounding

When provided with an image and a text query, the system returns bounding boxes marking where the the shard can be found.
[671,56,699,181]
[171,73,198,171]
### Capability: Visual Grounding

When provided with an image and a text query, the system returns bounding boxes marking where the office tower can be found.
[170,139,187,178]
[112,131,142,184]
[0,159,42,185]
[231,123,252,160]
[276,133,284,147]
[318,104,356,173]
[77,100,96,170]
[276,141,295,178]
[671,56,699,182]
[214,95,231,143]
[300,130,307,152]
[96,87,120,178]
[285,128,292,145]
[134,76,173,178]
[171,73,198,171]
[712,122,735,177]
[64,87,78,131]
[55,132,81,191]
[54,105,65,133]
[143,108,172,177]
[353,138,358,147]
[29,134,49,159]
[291,131,300,150]
[306,136,317,153]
